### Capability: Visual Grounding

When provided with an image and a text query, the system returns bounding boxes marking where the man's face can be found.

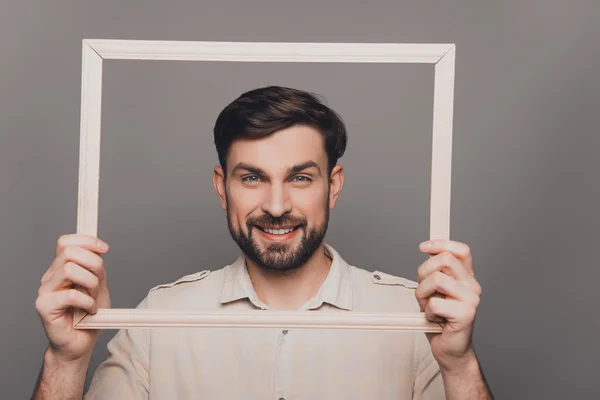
[213,125,343,272]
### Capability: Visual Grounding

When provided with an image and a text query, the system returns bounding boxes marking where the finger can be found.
[41,262,101,296]
[42,236,109,285]
[419,239,473,274]
[417,251,473,283]
[56,234,110,257]
[416,271,479,306]
[36,289,97,319]
[44,246,107,286]
[424,296,476,327]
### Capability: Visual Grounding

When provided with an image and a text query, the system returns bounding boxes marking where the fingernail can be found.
[97,240,109,250]
[420,241,432,249]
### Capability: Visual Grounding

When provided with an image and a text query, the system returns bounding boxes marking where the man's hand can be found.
[35,233,111,363]
[32,234,112,400]
[415,239,482,371]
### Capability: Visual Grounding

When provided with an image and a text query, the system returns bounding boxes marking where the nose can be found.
[261,182,292,217]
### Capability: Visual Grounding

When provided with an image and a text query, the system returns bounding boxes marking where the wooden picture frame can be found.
[73,39,455,332]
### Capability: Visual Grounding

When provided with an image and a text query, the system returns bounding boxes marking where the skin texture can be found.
[32,124,492,399]
[33,234,111,399]
[213,125,344,310]
[416,240,493,398]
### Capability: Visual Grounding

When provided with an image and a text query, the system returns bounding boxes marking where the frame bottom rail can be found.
[74,309,444,332]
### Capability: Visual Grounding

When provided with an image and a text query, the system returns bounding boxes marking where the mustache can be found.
[247,214,307,229]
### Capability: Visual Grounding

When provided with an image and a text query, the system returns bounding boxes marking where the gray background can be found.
[2,1,599,398]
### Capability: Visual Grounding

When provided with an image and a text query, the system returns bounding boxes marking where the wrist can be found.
[438,349,493,399]
[34,345,90,400]
[44,345,92,372]
[438,347,479,375]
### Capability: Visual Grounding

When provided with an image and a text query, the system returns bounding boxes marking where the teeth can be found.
[264,228,294,235]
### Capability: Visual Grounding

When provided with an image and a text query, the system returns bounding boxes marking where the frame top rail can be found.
[84,39,455,63]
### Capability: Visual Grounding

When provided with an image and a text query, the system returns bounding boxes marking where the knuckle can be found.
[428,296,440,310]
[94,255,105,271]
[61,245,75,260]
[97,260,107,279]
[34,296,44,313]
[426,305,439,320]
[441,251,454,264]
[432,271,445,285]
[63,262,73,278]
[416,266,425,281]
[90,275,100,290]
[414,285,424,299]
[67,289,78,302]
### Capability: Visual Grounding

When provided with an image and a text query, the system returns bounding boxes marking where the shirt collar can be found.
[219,243,353,311]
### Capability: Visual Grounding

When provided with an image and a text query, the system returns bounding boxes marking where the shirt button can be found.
[282,329,288,335]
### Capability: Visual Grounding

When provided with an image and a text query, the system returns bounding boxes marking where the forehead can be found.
[227,125,327,172]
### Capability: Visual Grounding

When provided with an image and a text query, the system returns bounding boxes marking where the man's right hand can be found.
[35,233,111,364]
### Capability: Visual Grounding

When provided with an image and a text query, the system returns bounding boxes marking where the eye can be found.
[242,175,262,184]
[292,175,312,183]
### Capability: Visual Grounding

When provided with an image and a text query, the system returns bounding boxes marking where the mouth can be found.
[254,225,302,242]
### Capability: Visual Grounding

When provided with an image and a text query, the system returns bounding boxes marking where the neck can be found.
[245,244,332,311]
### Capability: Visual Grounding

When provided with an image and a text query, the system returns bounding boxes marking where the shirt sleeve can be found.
[83,295,151,400]
[412,332,446,399]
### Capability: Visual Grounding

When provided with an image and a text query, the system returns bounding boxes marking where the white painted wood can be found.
[75,309,444,332]
[430,45,455,240]
[73,41,103,326]
[72,39,456,332]
[85,39,454,63]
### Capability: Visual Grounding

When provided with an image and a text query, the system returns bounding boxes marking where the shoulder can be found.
[145,267,226,308]
[350,264,418,289]
[367,269,418,289]
[349,265,420,312]
[148,270,214,292]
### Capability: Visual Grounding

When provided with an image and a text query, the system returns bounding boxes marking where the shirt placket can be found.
[272,327,292,400]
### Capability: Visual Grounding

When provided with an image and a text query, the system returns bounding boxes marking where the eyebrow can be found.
[231,161,322,179]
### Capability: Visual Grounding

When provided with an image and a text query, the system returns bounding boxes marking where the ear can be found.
[213,166,227,211]
[328,164,344,209]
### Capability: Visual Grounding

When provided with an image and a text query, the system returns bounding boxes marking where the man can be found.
[33,86,493,399]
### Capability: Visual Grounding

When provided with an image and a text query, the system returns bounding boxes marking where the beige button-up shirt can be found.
[85,244,445,399]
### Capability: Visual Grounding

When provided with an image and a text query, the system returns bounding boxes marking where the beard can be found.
[226,195,330,273]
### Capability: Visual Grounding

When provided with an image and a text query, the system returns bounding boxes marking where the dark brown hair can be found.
[213,86,347,175]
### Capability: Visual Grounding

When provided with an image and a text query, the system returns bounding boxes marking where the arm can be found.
[32,234,149,399]
[32,347,91,400]
[32,234,111,399]
[439,349,493,399]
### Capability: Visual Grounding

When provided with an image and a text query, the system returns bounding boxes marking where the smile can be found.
[261,227,296,235]
[254,225,301,241]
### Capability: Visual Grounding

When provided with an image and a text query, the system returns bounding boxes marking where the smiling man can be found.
[33,86,493,399]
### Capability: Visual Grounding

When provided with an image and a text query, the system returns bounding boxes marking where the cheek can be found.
[293,185,329,217]
[227,185,264,216]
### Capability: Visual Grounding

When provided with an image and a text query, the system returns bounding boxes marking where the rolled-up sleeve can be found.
[84,295,151,400]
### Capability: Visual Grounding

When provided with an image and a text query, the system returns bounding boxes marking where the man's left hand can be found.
[415,239,482,371]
